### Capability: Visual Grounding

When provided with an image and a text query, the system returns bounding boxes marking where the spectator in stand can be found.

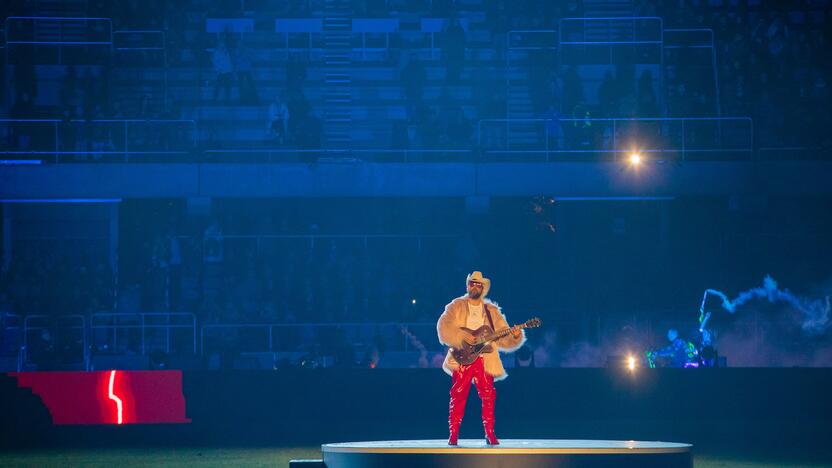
[267,94,290,144]
[203,219,225,264]
[212,42,235,102]
[544,104,564,151]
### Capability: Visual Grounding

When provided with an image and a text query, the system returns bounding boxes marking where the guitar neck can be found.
[481,324,523,343]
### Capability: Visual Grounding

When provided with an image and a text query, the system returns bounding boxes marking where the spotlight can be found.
[629,153,642,165]
[411,299,417,305]
[605,354,638,371]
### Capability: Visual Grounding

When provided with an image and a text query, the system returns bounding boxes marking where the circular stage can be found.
[322,439,692,468]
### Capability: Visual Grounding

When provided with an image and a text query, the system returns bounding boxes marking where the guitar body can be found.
[449,317,541,366]
[451,325,496,366]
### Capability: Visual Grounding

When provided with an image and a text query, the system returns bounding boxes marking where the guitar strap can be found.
[483,303,496,331]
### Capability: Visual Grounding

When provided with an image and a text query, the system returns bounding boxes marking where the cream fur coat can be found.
[436,296,526,381]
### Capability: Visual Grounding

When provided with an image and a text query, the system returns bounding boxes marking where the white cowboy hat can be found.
[466,271,491,298]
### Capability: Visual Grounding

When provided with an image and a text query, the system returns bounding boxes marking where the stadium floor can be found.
[0,447,830,467]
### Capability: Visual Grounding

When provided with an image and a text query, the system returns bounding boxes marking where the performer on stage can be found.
[647,328,698,368]
[437,271,525,446]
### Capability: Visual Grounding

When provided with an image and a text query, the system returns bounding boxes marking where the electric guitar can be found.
[451,317,541,366]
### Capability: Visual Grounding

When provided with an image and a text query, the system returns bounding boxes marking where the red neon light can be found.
[9,371,190,425]
[108,370,124,425]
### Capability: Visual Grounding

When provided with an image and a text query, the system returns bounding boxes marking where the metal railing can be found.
[22,314,88,369]
[4,309,826,368]
[113,30,165,51]
[508,30,558,50]
[559,17,664,45]
[4,17,113,65]
[204,148,470,162]
[0,119,197,162]
[90,312,197,355]
[200,322,442,355]
[1,314,22,358]
[203,233,459,253]
[477,117,754,161]
[558,17,664,67]
[556,17,665,116]
[4,16,113,45]
[274,18,324,60]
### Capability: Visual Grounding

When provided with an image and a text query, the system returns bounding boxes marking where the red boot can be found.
[484,427,500,446]
[472,360,499,446]
[448,364,473,445]
[448,427,459,446]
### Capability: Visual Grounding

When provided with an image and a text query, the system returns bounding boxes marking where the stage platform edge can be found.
[322,439,692,468]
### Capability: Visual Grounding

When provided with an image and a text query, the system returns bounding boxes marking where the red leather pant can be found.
[449,356,496,437]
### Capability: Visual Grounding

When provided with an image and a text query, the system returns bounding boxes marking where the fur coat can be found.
[436,295,526,381]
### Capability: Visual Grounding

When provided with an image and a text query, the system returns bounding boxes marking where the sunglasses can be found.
[467,281,483,288]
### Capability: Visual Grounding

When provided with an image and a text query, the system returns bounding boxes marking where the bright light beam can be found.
[108,370,124,425]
